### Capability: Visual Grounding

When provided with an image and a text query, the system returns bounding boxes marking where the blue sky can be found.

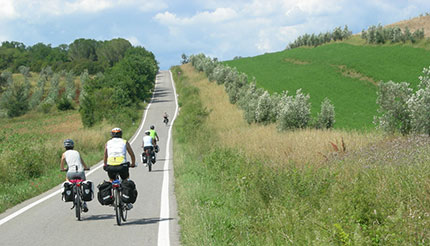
[1,0,430,69]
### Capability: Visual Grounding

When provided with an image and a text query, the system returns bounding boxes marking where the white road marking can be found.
[0,75,159,226]
[157,70,179,246]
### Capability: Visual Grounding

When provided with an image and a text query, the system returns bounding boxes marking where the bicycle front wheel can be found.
[114,188,121,225]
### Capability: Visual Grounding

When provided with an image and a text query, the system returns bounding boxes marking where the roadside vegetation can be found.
[173,64,430,245]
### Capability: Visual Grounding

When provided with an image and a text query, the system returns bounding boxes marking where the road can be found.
[0,70,180,246]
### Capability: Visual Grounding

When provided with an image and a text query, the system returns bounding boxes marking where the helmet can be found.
[150,125,155,130]
[63,139,74,148]
[111,128,122,138]
[145,130,150,135]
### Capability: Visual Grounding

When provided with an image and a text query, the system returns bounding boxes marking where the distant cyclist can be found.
[149,125,160,152]
[60,139,90,212]
[103,128,136,181]
[163,112,169,126]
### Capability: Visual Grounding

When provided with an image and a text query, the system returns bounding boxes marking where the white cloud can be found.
[155,7,237,25]
[125,36,141,46]
[0,0,19,19]
[0,0,167,20]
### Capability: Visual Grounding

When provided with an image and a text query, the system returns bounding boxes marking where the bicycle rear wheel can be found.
[114,188,121,225]
[75,187,81,221]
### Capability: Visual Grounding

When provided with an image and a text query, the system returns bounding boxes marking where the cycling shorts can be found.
[105,164,129,180]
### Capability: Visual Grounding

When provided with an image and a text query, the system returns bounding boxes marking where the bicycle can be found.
[61,167,90,221]
[142,147,156,172]
[108,163,132,225]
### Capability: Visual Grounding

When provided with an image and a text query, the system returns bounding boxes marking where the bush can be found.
[278,89,311,130]
[57,95,74,111]
[316,97,336,129]
[0,72,30,117]
[374,81,412,135]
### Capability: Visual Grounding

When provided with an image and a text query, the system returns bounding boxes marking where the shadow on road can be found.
[85,214,115,221]
[123,217,174,226]
[149,169,171,173]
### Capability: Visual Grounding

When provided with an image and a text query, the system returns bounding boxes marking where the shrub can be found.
[316,97,336,129]
[374,81,412,135]
[278,89,311,130]
[255,91,273,124]
[29,72,47,109]
[0,72,30,117]
[56,95,74,111]
[65,70,76,101]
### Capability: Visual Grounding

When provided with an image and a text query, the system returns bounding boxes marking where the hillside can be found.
[387,14,430,37]
[224,39,430,129]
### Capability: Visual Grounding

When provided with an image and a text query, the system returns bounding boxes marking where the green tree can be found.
[0,73,30,117]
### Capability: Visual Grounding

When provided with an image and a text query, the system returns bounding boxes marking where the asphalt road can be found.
[0,70,180,246]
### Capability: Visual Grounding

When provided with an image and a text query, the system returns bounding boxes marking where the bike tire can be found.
[75,187,81,221]
[121,202,127,222]
[148,162,152,172]
[114,188,121,226]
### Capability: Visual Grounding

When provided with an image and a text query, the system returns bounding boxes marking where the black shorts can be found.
[144,146,154,152]
[105,164,129,180]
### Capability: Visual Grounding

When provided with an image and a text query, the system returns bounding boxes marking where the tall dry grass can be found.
[181,63,383,167]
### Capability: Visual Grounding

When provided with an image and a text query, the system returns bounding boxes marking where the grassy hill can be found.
[224,43,430,129]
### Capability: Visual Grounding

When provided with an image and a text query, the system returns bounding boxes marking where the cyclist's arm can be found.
[60,153,67,171]
[155,132,160,141]
[126,141,135,167]
[103,144,108,166]
[80,155,89,170]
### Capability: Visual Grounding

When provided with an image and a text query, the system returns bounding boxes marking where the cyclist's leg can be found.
[119,164,129,180]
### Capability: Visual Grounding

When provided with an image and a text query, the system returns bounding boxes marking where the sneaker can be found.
[126,203,133,210]
[83,202,88,212]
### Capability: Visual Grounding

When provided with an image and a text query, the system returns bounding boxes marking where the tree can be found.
[374,81,412,135]
[0,72,30,117]
[316,98,336,129]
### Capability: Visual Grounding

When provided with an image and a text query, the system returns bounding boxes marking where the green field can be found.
[224,43,430,129]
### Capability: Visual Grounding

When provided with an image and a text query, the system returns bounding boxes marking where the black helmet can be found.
[64,139,74,148]
[111,127,122,138]
[150,125,155,130]
[145,130,150,135]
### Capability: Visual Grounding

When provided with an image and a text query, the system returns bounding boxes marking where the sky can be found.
[1,0,430,69]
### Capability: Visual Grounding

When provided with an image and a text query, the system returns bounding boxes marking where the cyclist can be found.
[104,128,136,209]
[142,130,155,166]
[60,139,90,212]
[149,125,160,152]
[163,112,169,125]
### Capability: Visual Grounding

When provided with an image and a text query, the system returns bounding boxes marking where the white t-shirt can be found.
[143,135,153,147]
[64,150,84,173]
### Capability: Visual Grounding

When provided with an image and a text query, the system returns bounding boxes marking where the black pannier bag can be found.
[120,179,138,204]
[97,181,113,205]
[62,182,74,202]
[82,180,94,201]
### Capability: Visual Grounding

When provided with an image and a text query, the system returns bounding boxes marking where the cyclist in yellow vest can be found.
[149,125,160,152]
[103,128,136,181]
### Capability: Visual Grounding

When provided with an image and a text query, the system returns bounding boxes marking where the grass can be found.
[0,107,142,213]
[173,64,430,245]
[224,42,430,129]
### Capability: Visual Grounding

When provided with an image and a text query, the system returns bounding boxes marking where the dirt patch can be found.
[336,65,378,86]
[284,58,310,65]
